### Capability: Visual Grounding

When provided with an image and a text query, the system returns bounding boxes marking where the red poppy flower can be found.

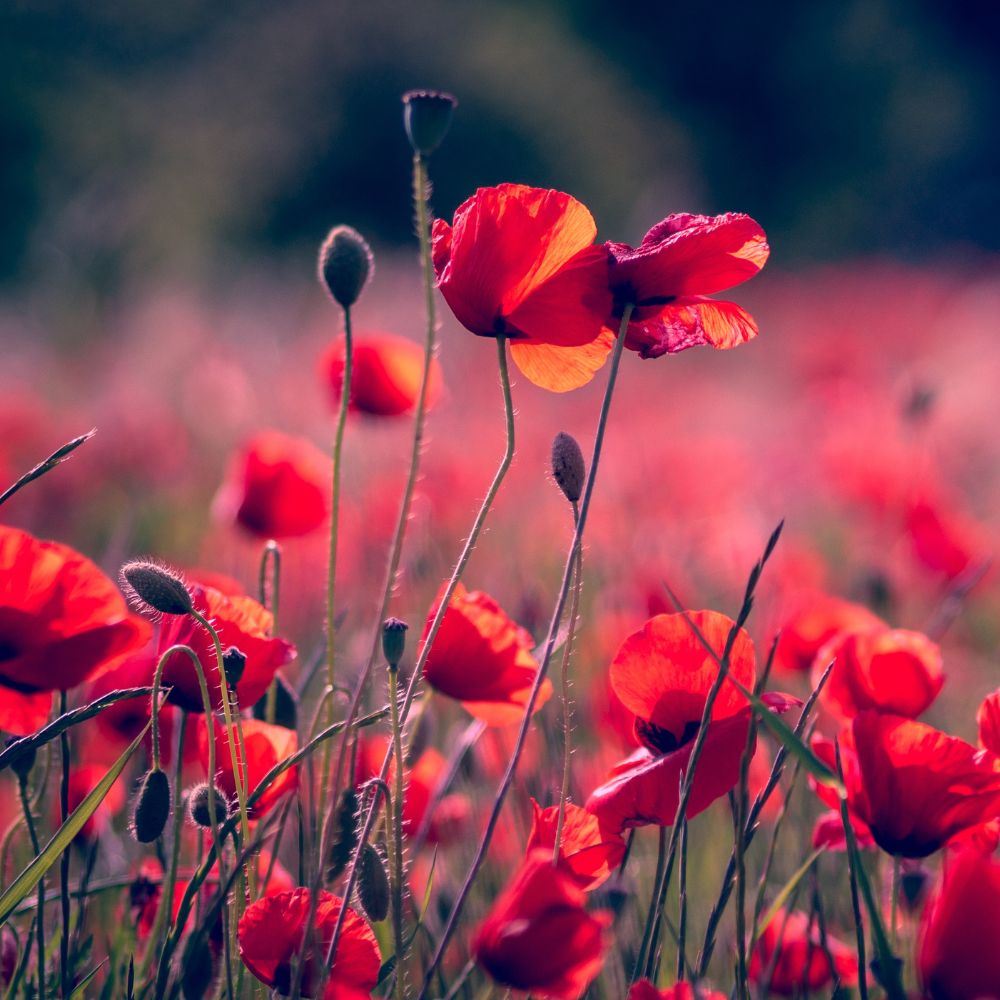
[585,611,756,832]
[157,584,295,714]
[472,848,610,999]
[629,981,725,1000]
[214,430,330,539]
[525,799,626,891]
[432,184,615,392]
[0,525,151,735]
[918,848,1000,1000]
[200,716,298,818]
[748,908,858,996]
[815,626,943,720]
[56,763,126,842]
[420,582,552,725]
[978,688,1000,754]
[606,213,769,359]
[322,332,443,417]
[773,593,883,674]
[238,888,379,999]
[816,713,1000,858]
[811,809,875,852]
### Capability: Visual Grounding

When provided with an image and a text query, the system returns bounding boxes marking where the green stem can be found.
[389,664,406,1000]
[553,501,582,862]
[17,777,43,1000]
[418,305,635,998]
[259,539,282,724]
[58,691,70,998]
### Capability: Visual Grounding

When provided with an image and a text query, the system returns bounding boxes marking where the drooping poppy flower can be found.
[773,593,883,674]
[420,582,551,725]
[214,430,330,539]
[200,716,298,818]
[815,713,1000,858]
[628,980,725,1000]
[978,688,1000,754]
[472,848,610,999]
[585,611,758,832]
[432,184,615,392]
[238,887,379,999]
[322,332,443,417]
[748,908,859,996]
[156,584,295,714]
[606,213,769,359]
[918,848,1000,1000]
[525,799,626,891]
[815,625,943,720]
[0,525,151,735]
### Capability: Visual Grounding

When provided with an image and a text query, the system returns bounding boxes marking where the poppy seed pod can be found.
[318,225,373,309]
[356,842,391,922]
[132,767,171,843]
[187,782,230,829]
[328,787,360,880]
[402,89,457,155]
[221,646,247,686]
[551,431,585,503]
[120,560,194,616]
[382,617,408,669]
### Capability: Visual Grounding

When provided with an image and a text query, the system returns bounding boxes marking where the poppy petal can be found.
[509,328,615,393]
[625,297,759,359]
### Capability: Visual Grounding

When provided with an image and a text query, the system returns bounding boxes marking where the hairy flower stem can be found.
[417,304,636,998]
[553,501,582,862]
[58,691,70,998]
[258,539,282,723]
[318,301,354,842]
[17,776,43,1000]
[389,663,406,1000]
[322,149,441,863]
[836,742,869,1000]
[317,333,517,996]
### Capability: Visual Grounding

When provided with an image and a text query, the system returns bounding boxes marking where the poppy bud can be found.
[402,90,457,155]
[318,225,373,309]
[328,787,360,880]
[132,767,171,843]
[6,738,35,782]
[221,646,246,686]
[382,617,408,669]
[551,431,585,503]
[252,672,298,730]
[356,842,390,922]
[120,560,193,616]
[180,931,216,999]
[900,865,931,914]
[187,782,230,829]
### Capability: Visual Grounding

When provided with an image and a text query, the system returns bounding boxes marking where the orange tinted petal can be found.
[625,297,758,359]
[509,327,615,392]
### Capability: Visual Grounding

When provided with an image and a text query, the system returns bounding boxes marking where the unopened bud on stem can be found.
[551,431,585,504]
[121,560,193,616]
[382,618,408,669]
[318,225,373,309]
[402,90,457,155]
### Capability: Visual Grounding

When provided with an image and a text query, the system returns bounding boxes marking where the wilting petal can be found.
[625,297,758,359]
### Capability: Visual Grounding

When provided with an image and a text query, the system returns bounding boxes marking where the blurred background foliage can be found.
[3,0,1000,316]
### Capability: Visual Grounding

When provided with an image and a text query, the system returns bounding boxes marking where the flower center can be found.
[635,718,700,755]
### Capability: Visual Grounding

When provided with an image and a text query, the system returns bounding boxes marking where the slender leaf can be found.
[0,722,149,924]
[69,959,107,998]
[756,846,825,938]
[0,430,96,508]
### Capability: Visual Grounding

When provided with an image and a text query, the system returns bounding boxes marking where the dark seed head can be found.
[551,431,585,503]
[402,90,457,155]
[132,767,171,843]
[221,646,246,686]
[382,618,409,669]
[120,560,193,616]
[318,225,373,309]
[356,842,390,922]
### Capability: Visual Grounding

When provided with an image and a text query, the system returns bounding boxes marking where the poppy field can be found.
[2,79,1000,1000]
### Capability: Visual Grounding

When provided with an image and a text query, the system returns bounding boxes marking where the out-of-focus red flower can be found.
[473,848,610,999]
[811,809,875,852]
[816,713,1000,858]
[606,212,769,359]
[432,184,614,393]
[420,582,551,725]
[0,525,151,735]
[585,611,758,832]
[525,799,626,891]
[157,584,295,713]
[214,430,330,539]
[322,333,443,417]
[905,497,976,581]
[978,689,1000,754]
[773,593,883,674]
[57,762,126,842]
[748,908,858,995]
[238,888,379,999]
[815,626,943,720]
[628,981,725,1000]
[919,848,1000,1000]
[200,716,297,819]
